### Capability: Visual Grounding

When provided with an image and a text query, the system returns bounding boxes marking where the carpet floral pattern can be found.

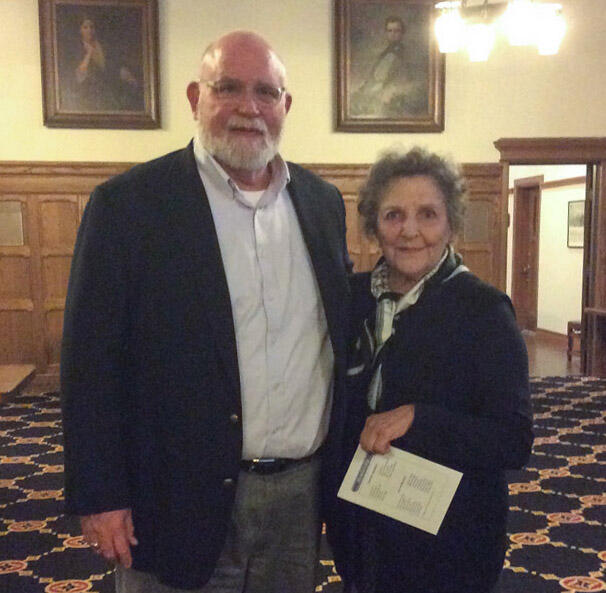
[1,376,605,592]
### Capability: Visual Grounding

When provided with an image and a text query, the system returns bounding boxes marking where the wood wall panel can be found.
[42,257,72,299]
[45,310,64,367]
[0,160,503,390]
[461,251,492,282]
[457,164,505,289]
[307,164,378,272]
[39,198,79,248]
[343,198,362,258]
[0,163,133,391]
[0,256,31,299]
[0,198,26,246]
[0,312,35,364]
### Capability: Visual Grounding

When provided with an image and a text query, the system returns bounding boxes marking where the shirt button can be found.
[223,478,235,488]
[229,413,239,424]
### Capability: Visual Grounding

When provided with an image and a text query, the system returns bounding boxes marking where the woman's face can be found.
[376,175,452,293]
[80,19,95,42]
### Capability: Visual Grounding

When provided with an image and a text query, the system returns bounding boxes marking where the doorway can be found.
[511,177,542,331]
[495,137,606,376]
[507,166,586,340]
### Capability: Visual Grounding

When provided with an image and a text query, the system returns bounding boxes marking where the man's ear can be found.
[284,92,292,115]
[186,81,200,116]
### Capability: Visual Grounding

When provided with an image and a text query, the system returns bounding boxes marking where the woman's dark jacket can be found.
[323,263,533,593]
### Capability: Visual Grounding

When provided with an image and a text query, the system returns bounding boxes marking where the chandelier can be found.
[434,0,566,61]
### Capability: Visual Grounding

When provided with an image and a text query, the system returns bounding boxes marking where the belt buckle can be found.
[251,458,279,474]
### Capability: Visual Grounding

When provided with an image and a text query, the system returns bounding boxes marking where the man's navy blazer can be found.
[60,142,351,589]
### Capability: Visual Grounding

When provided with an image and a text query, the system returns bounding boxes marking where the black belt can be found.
[240,454,315,475]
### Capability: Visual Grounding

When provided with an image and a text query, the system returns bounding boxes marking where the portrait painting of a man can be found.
[336,0,444,132]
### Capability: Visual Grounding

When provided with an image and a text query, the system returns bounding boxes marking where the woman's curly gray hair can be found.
[358,147,466,237]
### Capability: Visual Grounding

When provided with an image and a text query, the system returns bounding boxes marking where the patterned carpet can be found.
[0,376,605,593]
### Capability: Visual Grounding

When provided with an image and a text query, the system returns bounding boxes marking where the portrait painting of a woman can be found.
[56,6,144,112]
[40,0,159,128]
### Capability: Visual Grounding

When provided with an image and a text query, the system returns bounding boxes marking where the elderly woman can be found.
[325,148,533,593]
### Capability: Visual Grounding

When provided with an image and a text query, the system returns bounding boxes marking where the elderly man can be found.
[61,31,351,593]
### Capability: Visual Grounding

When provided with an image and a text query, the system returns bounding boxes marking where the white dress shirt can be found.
[193,137,334,459]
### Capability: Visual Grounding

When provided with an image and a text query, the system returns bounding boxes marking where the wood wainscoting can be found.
[0,160,504,390]
[0,162,134,391]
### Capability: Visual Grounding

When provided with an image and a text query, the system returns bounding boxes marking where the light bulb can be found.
[501,0,537,46]
[536,4,566,55]
[466,23,495,62]
[435,3,465,53]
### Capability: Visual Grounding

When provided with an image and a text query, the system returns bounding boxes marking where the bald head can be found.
[198,30,287,87]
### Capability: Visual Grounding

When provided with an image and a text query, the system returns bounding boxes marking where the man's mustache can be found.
[226,116,268,134]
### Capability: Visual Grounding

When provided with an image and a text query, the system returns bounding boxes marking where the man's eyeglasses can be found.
[202,79,286,106]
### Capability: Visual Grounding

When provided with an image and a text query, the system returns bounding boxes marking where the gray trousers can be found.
[116,456,321,593]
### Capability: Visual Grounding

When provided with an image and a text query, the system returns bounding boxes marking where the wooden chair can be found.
[567,321,582,361]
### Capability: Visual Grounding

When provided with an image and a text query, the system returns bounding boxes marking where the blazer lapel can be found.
[174,144,240,396]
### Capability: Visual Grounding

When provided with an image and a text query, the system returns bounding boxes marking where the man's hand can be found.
[359,404,415,454]
[80,508,138,567]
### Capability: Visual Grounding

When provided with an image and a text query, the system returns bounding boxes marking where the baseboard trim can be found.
[536,328,567,339]
[534,328,569,347]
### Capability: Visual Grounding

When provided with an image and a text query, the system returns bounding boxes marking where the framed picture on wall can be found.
[567,200,585,248]
[335,0,444,133]
[39,0,160,129]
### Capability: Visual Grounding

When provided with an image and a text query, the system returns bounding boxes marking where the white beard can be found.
[198,116,281,171]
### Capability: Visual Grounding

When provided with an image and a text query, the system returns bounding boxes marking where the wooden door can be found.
[511,181,541,330]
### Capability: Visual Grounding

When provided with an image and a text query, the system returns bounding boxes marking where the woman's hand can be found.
[76,43,94,82]
[83,40,95,57]
[360,404,415,454]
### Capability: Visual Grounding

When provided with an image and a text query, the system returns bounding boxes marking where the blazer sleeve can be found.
[395,296,533,472]
[60,184,134,515]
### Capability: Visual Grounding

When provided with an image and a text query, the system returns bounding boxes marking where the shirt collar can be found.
[192,134,290,209]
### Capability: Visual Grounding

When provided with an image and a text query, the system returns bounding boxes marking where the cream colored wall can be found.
[2,0,606,164]
[537,185,584,334]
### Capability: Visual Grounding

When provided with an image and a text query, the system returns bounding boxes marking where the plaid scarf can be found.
[349,246,468,410]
